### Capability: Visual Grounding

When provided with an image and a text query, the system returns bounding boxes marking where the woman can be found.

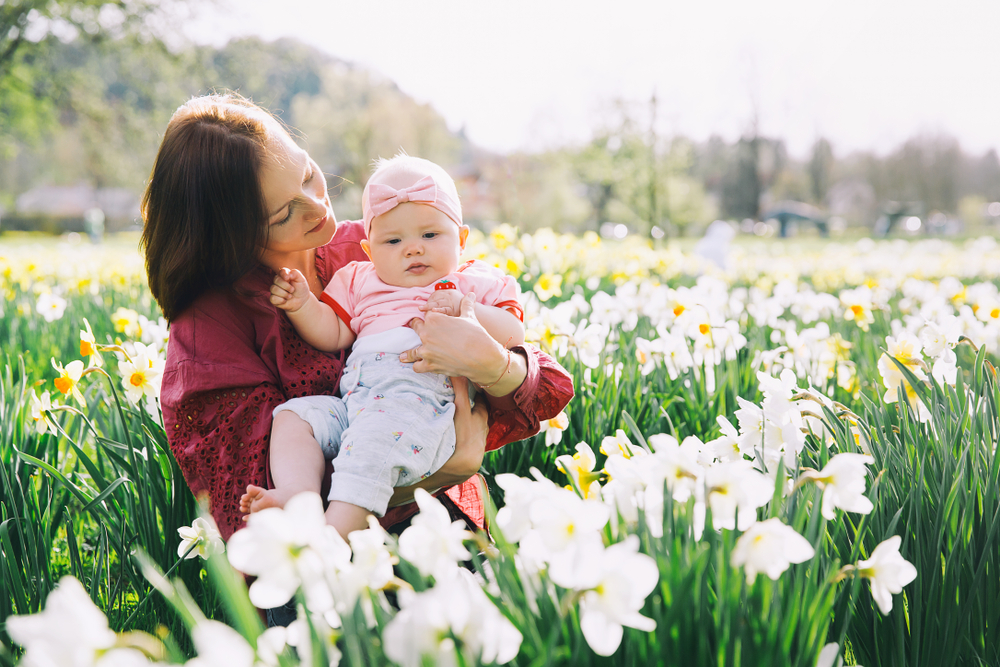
[141,93,573,542]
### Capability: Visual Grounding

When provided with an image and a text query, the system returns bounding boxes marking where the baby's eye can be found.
[422,232,438,239]
[386,238,400,245]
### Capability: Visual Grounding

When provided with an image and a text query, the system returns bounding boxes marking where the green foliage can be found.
[838,354,1000,667]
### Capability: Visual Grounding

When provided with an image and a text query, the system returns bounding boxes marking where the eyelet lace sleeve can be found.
[164,382,285,541]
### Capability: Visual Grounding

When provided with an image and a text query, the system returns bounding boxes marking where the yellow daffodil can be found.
[533,273,563,302]
[555,442,603,499]
[111,307,142,338]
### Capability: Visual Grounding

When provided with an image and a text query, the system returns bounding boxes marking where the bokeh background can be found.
[2,0,999,240]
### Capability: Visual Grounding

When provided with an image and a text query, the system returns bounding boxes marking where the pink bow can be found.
[366,176,438,220]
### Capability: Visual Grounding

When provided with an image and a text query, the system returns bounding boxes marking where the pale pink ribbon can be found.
[363,175,462,236]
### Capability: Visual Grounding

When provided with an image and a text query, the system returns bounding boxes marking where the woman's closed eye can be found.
[273,206,293,226]
[272,167,318,226]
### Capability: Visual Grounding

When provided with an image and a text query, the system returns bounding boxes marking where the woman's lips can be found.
[307,214,330,234]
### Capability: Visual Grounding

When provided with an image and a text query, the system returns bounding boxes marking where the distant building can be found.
[4,183,141,233]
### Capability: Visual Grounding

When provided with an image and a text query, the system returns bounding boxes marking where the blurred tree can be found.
[203,37,324,121]
[0,0,193,155]
[720,135,760,220]
[808,138,834,205]
[568,100,711,235]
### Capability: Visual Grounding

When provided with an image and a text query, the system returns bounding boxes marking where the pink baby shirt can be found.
[320,259,523,339]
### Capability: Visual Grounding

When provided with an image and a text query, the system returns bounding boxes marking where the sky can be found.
[187,0,1000,159]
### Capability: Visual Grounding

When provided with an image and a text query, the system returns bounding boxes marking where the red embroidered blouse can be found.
[161,220,574,541]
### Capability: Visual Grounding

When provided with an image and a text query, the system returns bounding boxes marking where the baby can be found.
[240,155,525,537]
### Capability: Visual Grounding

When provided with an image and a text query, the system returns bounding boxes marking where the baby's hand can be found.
[270,267,311,312]
[422,285,464,316]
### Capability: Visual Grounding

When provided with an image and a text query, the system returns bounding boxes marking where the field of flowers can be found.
[1,229,999,666]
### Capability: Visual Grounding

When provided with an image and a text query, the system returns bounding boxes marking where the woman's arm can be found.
[401,293,574,450]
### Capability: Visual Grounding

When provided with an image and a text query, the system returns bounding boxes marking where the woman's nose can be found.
[305,191,327,218]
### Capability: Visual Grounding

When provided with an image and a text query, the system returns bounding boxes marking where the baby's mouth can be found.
[406,263,430,274]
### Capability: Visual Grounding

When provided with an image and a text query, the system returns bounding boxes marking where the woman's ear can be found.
[360,239,372,260]
[459,225,470,250]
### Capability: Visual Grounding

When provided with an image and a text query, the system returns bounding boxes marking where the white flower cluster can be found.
[551,370,915,615]
[228,490,521,667]
[494,472,658,657]
[524,277,749,393]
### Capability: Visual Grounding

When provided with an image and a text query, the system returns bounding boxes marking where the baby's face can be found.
[362,203,470,288]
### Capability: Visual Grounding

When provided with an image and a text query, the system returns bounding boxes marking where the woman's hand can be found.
[387,375,489,507]
[401,293,523,390]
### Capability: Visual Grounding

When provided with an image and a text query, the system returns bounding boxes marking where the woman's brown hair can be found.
[141,94,277,321]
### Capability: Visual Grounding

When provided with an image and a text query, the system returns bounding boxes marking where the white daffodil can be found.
[877,332,927,404]
[176,516,225,560]
[185,620,255,667]
[816,642,856,667]
[660,330,695,380]
[53,358,86,405]
[577,535,658,657]
[856,535,918,614]
[644,434,704,503]
[383,569,521,667]
[397,489,473,579]
[634,337,661,376]
[800,453,876,520]
[600,429,642,459]
[840,286,875,331]
[529,486,610,556]
[79,318,104,368]
[730,518,816,584]
[28,389,58,436]
[494,472,559,544]
[931,347,958,386]
[36,291,68,322]
[6,576,122,667]
[255,626,290,667]
[285,609,343,667]
[572,321,609,369]
[919,317,960,358]
[540,410,570,446]
[226,492,351,612]
[556,441,603,498]
[704,460,774,532]
[346,518,396,593]
[601,454,647,530]
[706,414,750,463]
[118,341,165,405]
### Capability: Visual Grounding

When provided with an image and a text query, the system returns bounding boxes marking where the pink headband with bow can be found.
[362,175,463,237]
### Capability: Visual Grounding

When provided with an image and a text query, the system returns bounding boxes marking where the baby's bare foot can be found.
[239,485,294,518]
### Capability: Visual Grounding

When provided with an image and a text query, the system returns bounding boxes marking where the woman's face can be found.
[259,127,336,257]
